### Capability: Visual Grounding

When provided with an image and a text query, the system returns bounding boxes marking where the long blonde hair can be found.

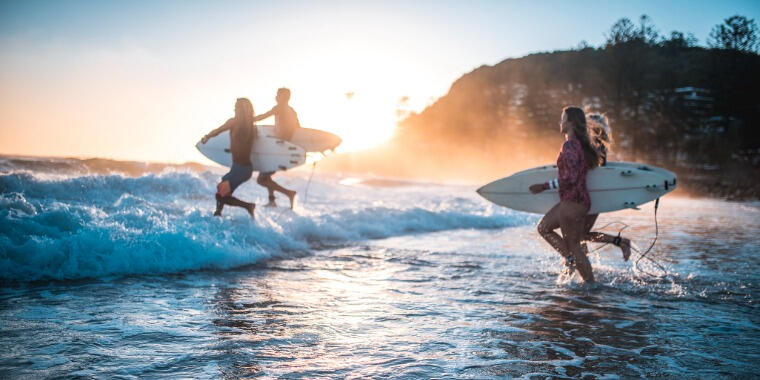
[235,98,255,127]
[587,113,612,158]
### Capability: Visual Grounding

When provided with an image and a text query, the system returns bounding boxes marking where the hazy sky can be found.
[1,0,758,163]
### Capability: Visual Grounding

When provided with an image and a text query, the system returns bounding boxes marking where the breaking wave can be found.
[0,157,531,281]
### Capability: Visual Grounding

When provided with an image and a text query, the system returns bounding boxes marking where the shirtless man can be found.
[253,88,299,208]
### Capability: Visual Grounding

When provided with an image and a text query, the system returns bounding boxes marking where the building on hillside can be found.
[674,87,713,116]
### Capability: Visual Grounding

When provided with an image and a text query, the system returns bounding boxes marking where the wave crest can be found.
[1,171,529,281]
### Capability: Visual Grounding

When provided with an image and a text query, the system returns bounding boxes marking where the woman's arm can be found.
[201,118,234,144]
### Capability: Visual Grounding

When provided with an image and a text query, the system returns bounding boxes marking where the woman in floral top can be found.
[530,107,602,283]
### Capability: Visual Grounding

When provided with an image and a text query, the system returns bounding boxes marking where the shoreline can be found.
[3,153,758,202]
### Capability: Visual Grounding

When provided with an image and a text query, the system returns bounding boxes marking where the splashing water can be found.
[1,157,758,378]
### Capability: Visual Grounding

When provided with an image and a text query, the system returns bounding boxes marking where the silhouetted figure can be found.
[253,88,299,208]
[201,98,257,218]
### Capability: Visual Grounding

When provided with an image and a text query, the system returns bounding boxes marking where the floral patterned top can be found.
[557,135,591,210]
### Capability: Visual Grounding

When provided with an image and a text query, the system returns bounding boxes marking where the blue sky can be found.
[3,0,758,60]
[1,0,758,162]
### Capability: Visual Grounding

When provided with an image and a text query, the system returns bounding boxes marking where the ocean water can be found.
[1,156,758,378]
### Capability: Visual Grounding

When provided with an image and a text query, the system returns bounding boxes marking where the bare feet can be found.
[287,190,297,209]
[620,238,632,261]
[246,203,256,219]
[265,200,277,208]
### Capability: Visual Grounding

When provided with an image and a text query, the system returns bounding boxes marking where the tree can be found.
[394,14,760,183]
[605,15,660,46]
[605,18,636,46]
[708,15,758,52]
[662,31,698,49]
[636,15,660,45]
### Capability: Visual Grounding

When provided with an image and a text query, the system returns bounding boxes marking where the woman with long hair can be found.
[529,107,602,283]
[201,98,257,218]
[582,114,632,260]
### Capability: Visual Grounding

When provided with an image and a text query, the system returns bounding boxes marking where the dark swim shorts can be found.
[221,163,253,193]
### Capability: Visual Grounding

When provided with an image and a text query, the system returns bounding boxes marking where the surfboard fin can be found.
[622,201,640,210]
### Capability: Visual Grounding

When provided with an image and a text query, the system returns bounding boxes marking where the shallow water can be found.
[1,157,758,378]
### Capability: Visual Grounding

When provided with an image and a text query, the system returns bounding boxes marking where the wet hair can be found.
[563,106,602,168]
[277,88,291,102]
[234,97,255,129]
[587,113,612,156]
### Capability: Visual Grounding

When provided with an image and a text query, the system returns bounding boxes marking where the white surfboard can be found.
[257,125,342,152]
[195,130,305,172]
[477,161,677,214]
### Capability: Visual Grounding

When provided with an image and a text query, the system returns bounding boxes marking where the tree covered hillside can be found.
[393,15,760,197]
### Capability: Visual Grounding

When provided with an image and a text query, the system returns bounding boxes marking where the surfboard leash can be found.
[633,198,667,276]
[302,159,319,205]
[270,154,321,223]
[586,222,629,254]
[587,198,667,277]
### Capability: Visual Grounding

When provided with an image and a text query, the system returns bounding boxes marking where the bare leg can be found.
[215,181,255,218]
[217,195,255,218]
[587,232,632,261]
[537,203,572,260]
[257,173,296,209]
[580,214,597,257]
[285,189,296,209]
[584,214,631,261]
[257,174,278,207]
[214,181,231,216]
[267,177,295,208]
[559,201,594,283]
[583,214,599,235]
[214,193,225,216]
[267,189,276,206]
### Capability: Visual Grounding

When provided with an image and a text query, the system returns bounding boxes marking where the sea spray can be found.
[1,166,530,281]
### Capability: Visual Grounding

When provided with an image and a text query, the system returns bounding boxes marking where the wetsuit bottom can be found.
[222,163,254,193]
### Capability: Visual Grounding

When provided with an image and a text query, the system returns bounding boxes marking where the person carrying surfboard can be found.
[253,88,298,208]
[541,114,633,261]
[582,114,632,261]
[201,98,257,218]
[529,107,603,283]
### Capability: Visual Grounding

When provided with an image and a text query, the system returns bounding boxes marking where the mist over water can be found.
[1,157,758,378]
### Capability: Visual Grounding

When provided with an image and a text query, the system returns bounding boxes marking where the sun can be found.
[276,44,426,154]
[295,91,399,153]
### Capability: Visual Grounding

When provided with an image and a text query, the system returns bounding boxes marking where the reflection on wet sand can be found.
[204,213,760,378]
[211,274,294,378]
[209,251,432,378]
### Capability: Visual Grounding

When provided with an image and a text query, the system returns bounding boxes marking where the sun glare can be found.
[1,2,448,164]
[297,91,398,153]
[272,39,428,154]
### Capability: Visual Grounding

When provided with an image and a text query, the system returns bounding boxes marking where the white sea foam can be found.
[0,167,527,281]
